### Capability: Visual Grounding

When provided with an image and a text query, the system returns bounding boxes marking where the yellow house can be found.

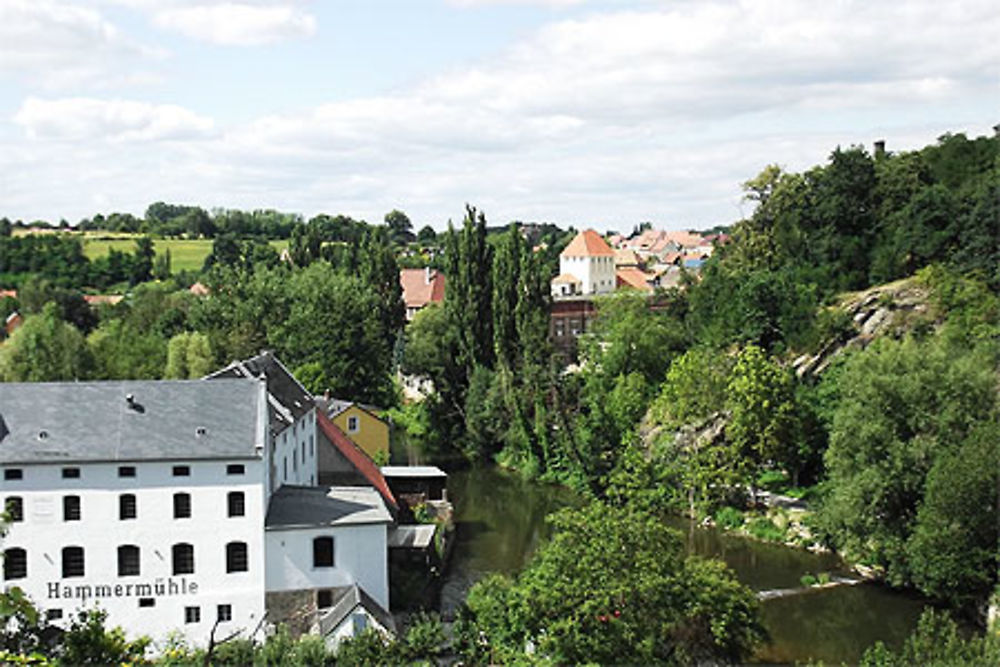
[323,399,390,462]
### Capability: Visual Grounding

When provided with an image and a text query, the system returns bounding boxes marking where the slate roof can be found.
[380,466,447,479]
[265,485,393,529]
[0,379,264,465]
[318,584,395,636]
[207,351,312,437]
[560,230,614,258]
[316,397,384,421]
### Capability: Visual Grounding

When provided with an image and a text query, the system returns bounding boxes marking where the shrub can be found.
[800,574,818,587]
[746,516,786,542]
[714,506,744,530]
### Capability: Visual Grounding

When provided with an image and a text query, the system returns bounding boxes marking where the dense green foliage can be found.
[861,609,1000,666]
[462,502,765,664]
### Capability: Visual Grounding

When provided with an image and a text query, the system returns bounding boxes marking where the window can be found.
[217,604,232,622]
[63,496,80,521]
[62,546,84,578]
[347,416,359,433]
[225,542,248,573]
[172,465,190,477]
[138,598,155,608]
[173,493,191,519]
[172,543,194,575]
[317,589,333,609]
[117,545,140,577]
[283,458,287,481]
[4,469,22,481]
[3,548,26,580]
[309,435,314,457]
[46,609,62,621]
[301,441,306,461]
[227,492,245,518]
[61,467,80,479]
[118,466,136,478]
[119,494,137,520]
[313,537,334,568]
[226,464,244,475]
[184,607,200,624]
[5,497,23,522]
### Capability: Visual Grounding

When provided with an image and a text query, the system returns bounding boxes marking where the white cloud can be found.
[153,3,316,45]
[13,97,215,142]
[0,0,162,89]
[3,1,999,230]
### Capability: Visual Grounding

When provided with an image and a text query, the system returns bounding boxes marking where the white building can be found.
[551,229,616,298]
[1,364,395,648]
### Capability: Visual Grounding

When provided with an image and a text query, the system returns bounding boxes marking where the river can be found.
[439,467,935,665]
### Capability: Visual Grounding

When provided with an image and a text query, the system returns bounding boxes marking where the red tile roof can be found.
[400,268,446,309]
[615,267,654,292]
[561,229,614,258]
[316,410,397,510]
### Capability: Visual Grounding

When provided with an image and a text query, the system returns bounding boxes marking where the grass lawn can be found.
[81,236,289,273]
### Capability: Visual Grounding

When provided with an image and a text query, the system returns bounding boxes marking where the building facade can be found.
[1,367,395,648]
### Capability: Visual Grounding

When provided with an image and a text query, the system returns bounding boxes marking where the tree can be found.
[861,609,1000,666]
[164,331,214,379]
[725,345,802,486]
[384,209,415,245]
[464,502,765,665]
[269,263,394,405]
[131,236,155,285]
[416,225,437,244]
[816,336,999,599]
[88,319,167,380]
[58,609,150,665]
[0,303,91,381]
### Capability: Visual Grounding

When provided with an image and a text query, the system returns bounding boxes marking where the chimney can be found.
[874,140,886,158]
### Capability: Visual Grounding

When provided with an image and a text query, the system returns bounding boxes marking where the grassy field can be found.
[78,235,288,273]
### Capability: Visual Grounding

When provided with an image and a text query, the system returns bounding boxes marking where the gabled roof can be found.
[318,584,395,637]
[0,289,18,300]
[614,248,642,267]
[207,351,312,437]
[615,267,654,292]
[316,410,397,510]
[83,294,123,306]
[560,230,614,258]
[0,379,265,464]
[399,268,446,309]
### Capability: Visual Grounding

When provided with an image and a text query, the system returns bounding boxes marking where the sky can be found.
[1,0,998,233]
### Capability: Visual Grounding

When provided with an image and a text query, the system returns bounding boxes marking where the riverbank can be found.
[440,467,942,664]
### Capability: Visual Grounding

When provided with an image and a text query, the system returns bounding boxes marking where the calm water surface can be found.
[441,467,934,665]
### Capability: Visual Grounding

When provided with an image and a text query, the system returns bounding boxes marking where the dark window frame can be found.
[61,467,80,479]
[172,465,190,477]
[117,545,140,577]
[227,491,245,518]
[63,495,81,521]
[3,547,27,580]
[173,493,191,519]
[4,469,22,481]
[225,542,248,573]
[172,543,195,575]
[118,466,136,478]
[5,497,23,522]
[226,464,244,475]
[184,606,200,624]
[217,604,232,622]
[119,494,137,520]
[313,536,334,568]
[62,546,84,578]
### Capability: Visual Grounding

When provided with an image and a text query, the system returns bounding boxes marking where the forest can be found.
[1,129,999,664]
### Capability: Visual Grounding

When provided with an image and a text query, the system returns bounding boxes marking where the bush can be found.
[800,574,818,587]
[746,516,786,542]
[714,506,744,530]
